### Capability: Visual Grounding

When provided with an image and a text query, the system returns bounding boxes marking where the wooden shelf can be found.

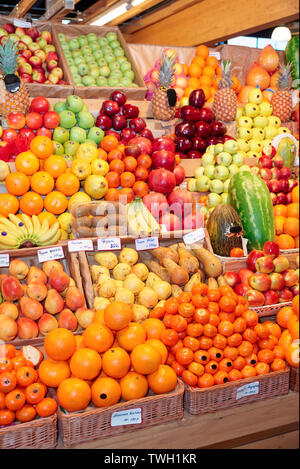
[56,391,299,449]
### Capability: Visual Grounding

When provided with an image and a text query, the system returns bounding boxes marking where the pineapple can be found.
[212,60,237,122]
[151,53,178,121]
[0,38,29,119]
[271,64,293,122]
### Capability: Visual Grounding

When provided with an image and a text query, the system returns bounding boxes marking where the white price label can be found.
[111,408,142,427]
[0,254,9,267]
[37,246,65,263]
[183,228,205,245]
[68,239,94,252]
[135,237,159,251]
[97,237,121,251]
[242,237,248,256]
[13,18,32,28]
[236,381,259,400]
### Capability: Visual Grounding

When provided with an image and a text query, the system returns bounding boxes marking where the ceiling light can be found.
[91,0,147,25]
[271,26,291,41]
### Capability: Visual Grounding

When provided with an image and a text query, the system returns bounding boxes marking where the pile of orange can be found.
[148,283,292,388]
[275,295,299,369]
[0,344,57,426]
[183,44,242,106]
[37,302,178,412]
[274,192,299,249]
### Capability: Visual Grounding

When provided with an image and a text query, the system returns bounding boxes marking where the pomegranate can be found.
[151,150,176,171]
[173,165,185,185]
[148,169,176,195]
[152,136,176,153]
[143,192,169,219]
[128,136,152,155]
[167,188,193,216]
[160,212,182,231]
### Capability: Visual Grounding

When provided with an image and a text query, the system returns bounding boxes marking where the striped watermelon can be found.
[228,172,275,251]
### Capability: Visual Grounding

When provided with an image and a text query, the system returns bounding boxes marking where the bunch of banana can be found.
[126,198,161,237]
[0,213,61,250]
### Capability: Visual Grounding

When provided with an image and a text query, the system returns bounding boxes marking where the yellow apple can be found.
[91,158,109,176]
[75,142,98,163]
[68,192,91,212]
[84,174,108,199]
[71,159,92,180]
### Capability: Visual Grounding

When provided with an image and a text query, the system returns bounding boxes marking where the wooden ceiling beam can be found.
[49,0,81,21]
[85,0,120,23]
[108,0,165,26]
[9,0,37,18]
[125,0,299,46]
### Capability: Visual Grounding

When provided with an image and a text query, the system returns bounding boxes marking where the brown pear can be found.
[27,266,47,285]
[19,296,44,321]
[43,260,64,278]
[9,259,29,280]
[58,308,78,331]
[44,289,65,315]
[49,268,70,292]
[1,276,24,302]
[27,282,48,302]
[65,286,85,311]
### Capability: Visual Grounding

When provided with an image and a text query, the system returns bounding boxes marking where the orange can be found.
[0,193,19,217]
[19,191,44,216]
[44,155,67,178]
[199,85,211,100]
[91,377,121,407]
[286,203,299,219]
[290,321,299,340]
[292,186,299,203]
[196,44,209,59]
[147,364,177,394]
[188,77,200,88]
[5,171,30,196]
[206,56,219,69]
[212,76,221,89]
[30,136,53,159]
[69,348,102,381]
[191,56,205,68]
[142,318,166,340]
[103,302,133,331]
[57,377,91,412]
[274,215,285,235]
[131,343,161,375]
[44,328,76,361]
[202,65,215,77]
[188,63,201,77]
[199,75,212,87]
[38,358,70,387]
[38,211,57,227]
[102,347,131,379]
[116,322,146,351]
[100,135,119,152]
[30,171,54,195]
[82,323,114,353]
[145,339,168,364]
[15,151,39,175]
[119,371,148,401]
[44,191,68,215]
[56,172,80,197]
[283,217,299,237]
[285,341,299,368]
[277,233,295,249]
[276,306,295,328]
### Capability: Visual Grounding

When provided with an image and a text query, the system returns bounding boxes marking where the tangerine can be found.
[30,136,53,159]
[56,172,80,196]
[5,172,30,196]
[101,135,119,152]
[44,191,68,215]
[0,193,19,217]
[44,155,67,178]
[196,45,209,58]
[15,151,39,175]
[44,328,76,361]
[30,171,54,195]
[19,191,44,216]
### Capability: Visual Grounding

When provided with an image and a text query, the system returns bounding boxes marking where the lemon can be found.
[68,192,91,212]
[57,212,73,233]
[75,142,99,163]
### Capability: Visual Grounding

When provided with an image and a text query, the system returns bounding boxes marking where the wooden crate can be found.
[52,23,147,100]
[0,243,86,347]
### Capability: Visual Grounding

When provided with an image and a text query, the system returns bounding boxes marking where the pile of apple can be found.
[224,241,299,307]
[256,149,298,206]
[174,89,234,159]
[0,22,66,85]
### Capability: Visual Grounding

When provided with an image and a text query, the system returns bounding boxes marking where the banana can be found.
[137,198,160,235]
[133,200,151,237]
[31,215,41,234]
[8,213,28,236]
[39,222,60,245]
[0,218,21,238]
[0,231,17,247]
[45,228,62,246]
[126,201,141,237]
[37,218,50,240]
[21,214,34,235]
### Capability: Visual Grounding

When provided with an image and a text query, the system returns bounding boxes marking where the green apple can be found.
[59,110,77,129]
[78,35,88,47]
[120,61,132,73]
[64,140,80,156]
[207,193,222,208]
[78,63,89,76]
[249,139,263,152]
[104,54,116,64]
[69,65,78,75]
[196,176,210,192]
[194,167,205,178]
[214,165,229,181]
[53,141,64,156]
[201,152,215,166]
[81,45,92,56]
[237,139,250,152]
[223,179,231,192]
[64,50,72,58]
[204,164,215,179]
[93,50,103,61]
[264,126,278,139]
[237,127,252,139]
[68,38,80,50]
[87,127,104,145]
[110,70,122,79]
[106,32,118,42]
[248,87,263,104]
[54,102,67,114]
[90,42,100,52]
[84,139,97,148]
[84,53,95,64]
[252,128,265,140]
[119,77,133,87]
[102,45,113,55]
[206,145,215,155]
[239,164,251,172]
[108,76,120,87]
[232,151,246,166]
[247,151,260,159]
[89,67,100,79]
[72,74,82,85]
[188,179,198,192]
[71,49,82,58]
[74,56,85,66]
[278,126,291,134]
[37,37,47,49]
[82,76,96,87]
[116,56,127,64]
[58,33,66,42]
[110,61,120,71]
[235,107,244,119]
[253,116,268,128]
[251,166,260,175]
[221,193,230,204]
[259,102,273,117]
[97,58,107,67]
[223,140,238,155]
[228,164,240,176]
[53,127,70,144]
[66,95,84,113]
[70,127,87,144]
[96,76,108,86]
[99,66,110,77]
[109,40,121,50]
[123,70,135,81]
[214,143,223,154]
[268,116,281,128]
[216,152,232,166]
[88,61,98,69]
[87,33,98,43]
[61,43,69,51]
[210,179,224,194]
[114,47,125,58]
[77,111,95,129]
[244,103,260,118]
[98,37,108,48]
[238,116,253,128]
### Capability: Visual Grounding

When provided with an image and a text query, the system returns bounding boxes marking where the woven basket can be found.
[250,301,292,318]
[57,381,184,448]
[184,368,290,415]
[0,413,57,449]
[289,367,299,392]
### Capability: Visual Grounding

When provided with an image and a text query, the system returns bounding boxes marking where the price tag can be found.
[68,239,94,252]
[0,254,9,268]
[37,246,65,263]
[236,381,259,400]
[183,228,205,245]
[97,237,121,251]
[111,408,142,427]
[135,237,159,251]
[242,237,248,256]
[13,18,32,28]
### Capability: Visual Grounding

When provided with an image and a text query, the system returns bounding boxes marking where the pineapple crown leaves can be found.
[0,38,20,76]
[219,59,233,89]
[277,62,293,90]
[158,52,178,89]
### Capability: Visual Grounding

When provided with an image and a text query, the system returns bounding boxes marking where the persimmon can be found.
[36,397,57,417]
[160,328,179,347]
[243,328,258,344]
[255,362,270,375]
[178,302,195,318]
[183,336,200,352]
[232,356,246,370]
[16,366,38,387]
[228,369,242,381]
[208,347,223,362]
[181,369,198,386]
[241,365,257,378]
[188,361,204,377]
[194,350,209,365]
[192,294,209,309]
[198,373,214,388]
[192,283,208,296]
[194,308,210,325]
[0,409,15,425]
[170,315,187,332]
[25,382,46,405]
[218,358,233,372]
[233,317,247,333]
[214,370,229,384]
[212,334,227,349]
[5,389,26,411]
[227,333,243,347]
[242,310,259,327]
[271,358,286,371]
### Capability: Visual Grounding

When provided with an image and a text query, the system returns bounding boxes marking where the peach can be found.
[1,276,24,301]
[42,260,63,278]
[8,259,29,280]
[75,307,95,329]
[65,286,85,311]
[27,266,47,285]
[0,302,19,320]
[58,308,78,331]
[49,268,70,292]
[0,314,18,341]
[21,345,44,367]
[17,317,39,339]
[27,282,48,301]
[44,289,65,315]
[19,296,44,321]
[38,313,58,335]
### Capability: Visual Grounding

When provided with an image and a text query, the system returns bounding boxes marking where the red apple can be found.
[276,192,288,205]
[260,168,272,180]
[143,192,169,219]
[255,256,275,274]
[246,250,264,271]
[30,96,49,114]
[269,179,281,193]
[278,179,290,193]
[26,27,39,41]
[278,288,293,303]
[7,112,26,130]
[46,60,58,72]
[21,49,32,60]
[46,51,58,62]
[173,165,185,185]
[245,289,265,307]
[249,273,271,292]
[167,188,194,217]
[259,156,272,169]
[269,272,285,290]
[263,241,280,259]
[270,193,278,205]
[273,256,290,273]
[239,268,254,285]
[279,167,292,180]
[288,179,298,191]
[234,283,250,296]
[198,107,215,123]
[4,23,15,34]
[264,290,279,305]
[286,192,293,204]
[224,271,241,288]
[272,155,284,169]
[262,145,276,157]
[271,167,281,179]
[291,284,299,296]
[282,269,298,287]
[28,56,42,69]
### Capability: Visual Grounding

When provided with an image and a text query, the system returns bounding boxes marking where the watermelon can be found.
[285,35,299,87]
[228,172,275,251]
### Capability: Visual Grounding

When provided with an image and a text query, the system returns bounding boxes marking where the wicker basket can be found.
[184,368,290,415]
[289,367,299,392]
[250,301,292,318]
[0,412,57,449]
[56,381,184,448]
